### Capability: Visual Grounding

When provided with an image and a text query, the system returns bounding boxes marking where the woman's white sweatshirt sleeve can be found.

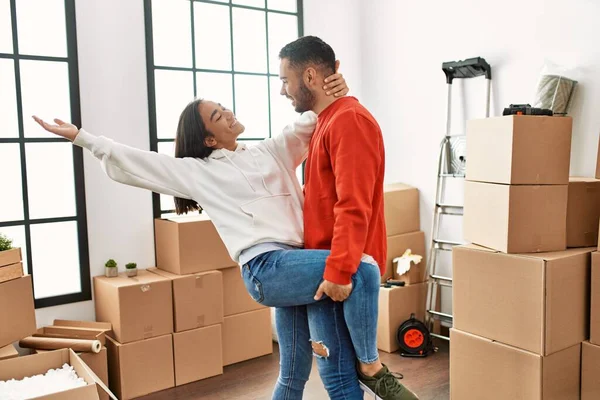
[74,129,196,200]
[263,111,317,170]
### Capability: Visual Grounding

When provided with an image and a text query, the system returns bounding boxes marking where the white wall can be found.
[360,0,600,313]
[35,0,364,324]
[35,0,155,325]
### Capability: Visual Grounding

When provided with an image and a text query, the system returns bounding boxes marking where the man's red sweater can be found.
[303,97,387,285]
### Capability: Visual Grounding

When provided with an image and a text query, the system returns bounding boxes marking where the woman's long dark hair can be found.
[173,99,214,215]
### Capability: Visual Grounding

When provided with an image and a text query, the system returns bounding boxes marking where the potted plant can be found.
[125,262,137,277]
[105,259,118,277]
[0,233,21,268]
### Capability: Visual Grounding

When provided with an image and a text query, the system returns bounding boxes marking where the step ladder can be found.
[425,57,492,341]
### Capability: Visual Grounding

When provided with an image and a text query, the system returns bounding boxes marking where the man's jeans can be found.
[242,249,381,400]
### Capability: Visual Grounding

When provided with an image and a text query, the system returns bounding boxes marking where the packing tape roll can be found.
[19,336,102,353]
[533,74,576,114]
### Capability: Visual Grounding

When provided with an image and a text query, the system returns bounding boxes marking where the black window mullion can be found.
[228,3,236,115]
[265,10,272,138]
[190,1,197,98]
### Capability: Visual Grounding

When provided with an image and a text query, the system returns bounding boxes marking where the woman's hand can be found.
[32,116,79,142]
[323,60,349,98]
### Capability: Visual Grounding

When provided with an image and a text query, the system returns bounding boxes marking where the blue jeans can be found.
[242,249,381,400]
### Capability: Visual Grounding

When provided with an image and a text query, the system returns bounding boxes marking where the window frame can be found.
[0,0,91,309]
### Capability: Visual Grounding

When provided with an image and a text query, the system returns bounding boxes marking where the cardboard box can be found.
[0,348,114,400]
[466,115,572,185]
[464,181,568,253]
[155,215,236,275]
[94,270,173,344]
[34,347,110,400]
[453,245,592,355]
[148,268,224,332]
[566,177,600,247]
[0,275,36,348]
[592,252,600,345]
[582,341,600,400]
[596,135,600,179]
[383,183,420,237]
[173,325,223,386]
[450,329,580,400]
[53,319,112,337]
[223,266,265,316]
[0,247,21,268]
[0,261,23,284]
[106,334,174,400]
[377,282,427,353]
[385,231,426,284]
[223,308,273,366]
[0,344,18,361]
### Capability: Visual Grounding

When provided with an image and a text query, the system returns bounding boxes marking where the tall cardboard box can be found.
[0,275,36,348]
[450,329,581,400]
[464,181,568,253]
[383,183,420,237]
[106,334,174,400]
[453,245,592,355]
[0,348,114,400]
[148,268,224,332]
[155,215,236,275]
[94,270,173,344]
[223,266,265,316]
[377,282,427,353]
[0,344,18,361]
[223,308,273,366]
[466,115,572,185]
[566,177,600,247]
[385,231,426,284]
[582,341,600,400]
[592,252,600,345]
[173,325,223,386]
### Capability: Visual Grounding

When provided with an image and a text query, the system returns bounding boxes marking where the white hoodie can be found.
[74,112,318,262]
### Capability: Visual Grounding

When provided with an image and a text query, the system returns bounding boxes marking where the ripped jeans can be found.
[242,249,381,400]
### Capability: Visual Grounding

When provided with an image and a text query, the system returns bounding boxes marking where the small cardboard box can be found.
[0,348,115,400]
[450,329,580,400]
[154,215,236,275]
[0,247,21,268]
[567,177,600,247]
[592,252,600,345]
[582,341,600,400]
[223,308,272,366]
[377,282,427,353]
[106,334,174,400]
[453,245,592,356]
[35,347,110,400]
[0,275,36,348]
[466,115,572,185]
[383,183,420,237]
[148,268,224,332]
[464,181,568,253]
[385,231,426,284]
[223,266,265,316]
[0,344,18,361]
[93,270,173,344]
[173,324,223,386]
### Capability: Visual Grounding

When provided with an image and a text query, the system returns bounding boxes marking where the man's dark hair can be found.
[279,36,335,76]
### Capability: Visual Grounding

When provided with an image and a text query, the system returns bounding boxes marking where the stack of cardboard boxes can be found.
[451,115,600,399]
[377,183,429,353]
[94,214,272,400]
[0,247,37,361]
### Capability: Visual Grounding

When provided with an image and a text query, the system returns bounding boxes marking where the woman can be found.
[34,72,417,400]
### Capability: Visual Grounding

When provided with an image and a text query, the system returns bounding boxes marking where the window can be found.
[0,0,90,308]
[145,0,304,217]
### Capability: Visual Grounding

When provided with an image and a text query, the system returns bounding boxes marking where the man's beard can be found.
[294,82,316,113]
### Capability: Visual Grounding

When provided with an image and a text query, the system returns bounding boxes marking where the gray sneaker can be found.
[358,364,419,400]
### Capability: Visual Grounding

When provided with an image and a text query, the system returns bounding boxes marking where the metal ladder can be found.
[425,57,492,341]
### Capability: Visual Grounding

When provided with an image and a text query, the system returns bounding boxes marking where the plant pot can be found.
[105,267,118,278]
[125,268,137,277]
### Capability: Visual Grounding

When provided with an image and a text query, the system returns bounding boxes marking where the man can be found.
[275,36,419,400]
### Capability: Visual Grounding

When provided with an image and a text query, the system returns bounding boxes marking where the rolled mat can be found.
[19,336,102,353]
